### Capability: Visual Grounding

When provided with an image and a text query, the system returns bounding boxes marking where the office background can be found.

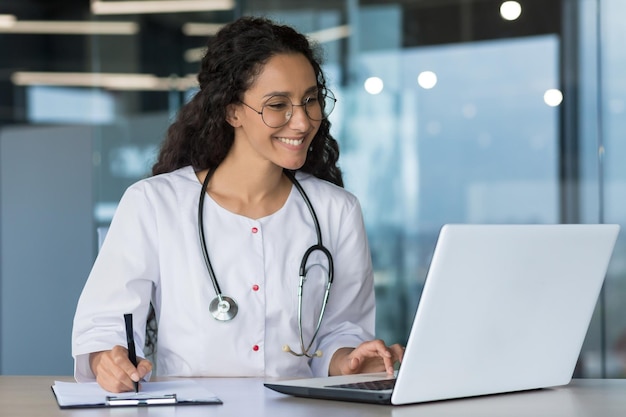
[0,0,624,378]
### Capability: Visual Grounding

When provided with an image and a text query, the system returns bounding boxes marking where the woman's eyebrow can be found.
[303,86,319,95]
[262,86,319,98]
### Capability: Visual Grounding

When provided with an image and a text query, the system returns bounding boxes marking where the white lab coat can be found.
[72,166,375,381]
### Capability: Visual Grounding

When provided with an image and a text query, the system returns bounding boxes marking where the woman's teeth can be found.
[277,137,304,146]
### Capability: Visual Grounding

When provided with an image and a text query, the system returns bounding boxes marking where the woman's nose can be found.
[287,104,311,130]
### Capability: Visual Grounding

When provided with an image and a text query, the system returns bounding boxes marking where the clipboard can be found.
[106,393,178,406]
[51,380,222,409]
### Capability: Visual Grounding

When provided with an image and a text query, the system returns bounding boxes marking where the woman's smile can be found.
[275,136,306,147]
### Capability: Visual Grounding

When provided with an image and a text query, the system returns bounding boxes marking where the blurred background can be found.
[1,0,625,378]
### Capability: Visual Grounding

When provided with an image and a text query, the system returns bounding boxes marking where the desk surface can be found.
[1,376,625,417]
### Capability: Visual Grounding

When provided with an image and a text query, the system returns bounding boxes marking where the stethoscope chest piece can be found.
[209,295,238,321]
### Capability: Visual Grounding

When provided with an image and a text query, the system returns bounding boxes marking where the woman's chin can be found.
[279,157,307,171]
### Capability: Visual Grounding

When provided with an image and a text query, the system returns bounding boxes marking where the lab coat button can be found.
[252,284,259,291]
[252,344,260,351]
[251,227,258,233]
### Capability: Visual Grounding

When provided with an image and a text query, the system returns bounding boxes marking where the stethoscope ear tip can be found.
[282,344,324,358]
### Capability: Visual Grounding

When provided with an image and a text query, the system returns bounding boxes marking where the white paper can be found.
[52,380,221,407]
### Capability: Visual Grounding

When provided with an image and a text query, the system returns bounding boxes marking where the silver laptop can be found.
[265,224,620,405]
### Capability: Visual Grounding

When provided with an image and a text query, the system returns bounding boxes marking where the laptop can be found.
[265,224,620,405]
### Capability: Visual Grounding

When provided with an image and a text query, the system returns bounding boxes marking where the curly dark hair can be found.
[151,16,343,187]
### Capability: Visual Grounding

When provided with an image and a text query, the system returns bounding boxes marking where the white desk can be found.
[1,376,625,416]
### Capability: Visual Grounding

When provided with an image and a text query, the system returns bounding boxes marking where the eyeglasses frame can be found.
[239,89,336,128]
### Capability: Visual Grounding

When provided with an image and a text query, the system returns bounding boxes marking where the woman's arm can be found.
[72,183,159,383]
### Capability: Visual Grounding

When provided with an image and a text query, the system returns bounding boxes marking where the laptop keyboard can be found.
[327,378,396,391]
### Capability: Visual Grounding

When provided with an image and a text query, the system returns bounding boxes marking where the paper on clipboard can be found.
[51,379,222,408]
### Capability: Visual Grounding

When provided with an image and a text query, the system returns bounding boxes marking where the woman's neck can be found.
[197,161,292,219]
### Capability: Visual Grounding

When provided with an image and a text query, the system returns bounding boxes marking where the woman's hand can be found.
[89,346,152,393]
[329,340,404,376]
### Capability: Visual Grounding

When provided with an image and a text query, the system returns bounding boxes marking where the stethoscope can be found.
[197,169,334,358]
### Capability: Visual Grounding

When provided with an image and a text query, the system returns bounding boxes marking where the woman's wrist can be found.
[328,347,354,376]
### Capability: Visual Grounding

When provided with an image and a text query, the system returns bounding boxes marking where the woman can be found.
[72,16,403,393]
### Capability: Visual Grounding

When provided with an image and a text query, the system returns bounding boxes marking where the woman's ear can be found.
[225,103,242,127]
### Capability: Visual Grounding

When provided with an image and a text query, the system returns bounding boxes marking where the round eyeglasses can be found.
[240,89,336,128]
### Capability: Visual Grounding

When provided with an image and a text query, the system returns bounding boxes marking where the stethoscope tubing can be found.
[198,169,224,299]
[297,248,333,356]
[197,168,334,357]
[284,170,324,247]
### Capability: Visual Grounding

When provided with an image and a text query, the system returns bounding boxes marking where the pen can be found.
[124,313,139,393]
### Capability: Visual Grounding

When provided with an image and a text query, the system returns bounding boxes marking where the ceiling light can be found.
[364,77,384,95]
[11,72,198,91]
[0,20,139,35]
[184,47,206,63]
[543,89,563,107]
[500,1,522,21]
[182,23,225,36]
[307,25,351,43]
[0,14,17,28]
[417,71,438,89]
[91,0,234,15]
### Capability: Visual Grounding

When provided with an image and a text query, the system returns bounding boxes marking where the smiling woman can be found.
[71,16,403,393]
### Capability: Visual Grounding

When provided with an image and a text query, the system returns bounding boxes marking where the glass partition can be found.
[1,0,625,377]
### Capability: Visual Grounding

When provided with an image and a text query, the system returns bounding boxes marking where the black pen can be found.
[124,313,139,393]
